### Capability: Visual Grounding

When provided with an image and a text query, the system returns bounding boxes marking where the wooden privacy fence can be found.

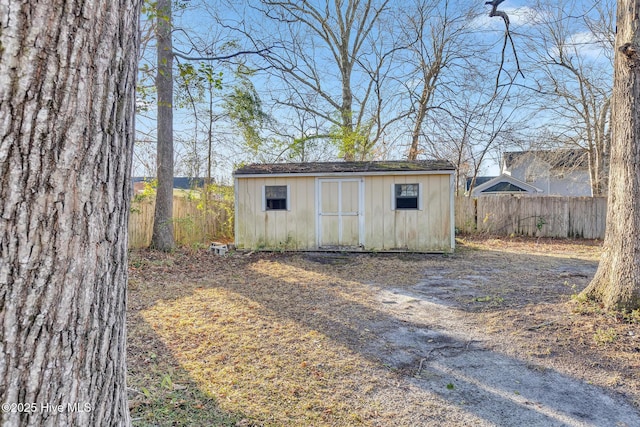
[130,194,606,247]
[455,195,607,239]
[128,195,233,248]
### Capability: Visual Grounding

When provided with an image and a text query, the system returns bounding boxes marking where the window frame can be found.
[262,184,290,211]
[391,183,423,210]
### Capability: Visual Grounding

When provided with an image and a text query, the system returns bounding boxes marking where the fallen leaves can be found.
[127,237,640,425]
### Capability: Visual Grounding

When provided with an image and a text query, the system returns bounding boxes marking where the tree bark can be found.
[0,0,140,425]
[581,0,640,310]
[340,51,355,161]
[151,0,176,251]
[594,97,611,196]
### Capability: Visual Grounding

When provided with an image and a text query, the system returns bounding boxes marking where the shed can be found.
[233,160,456,252]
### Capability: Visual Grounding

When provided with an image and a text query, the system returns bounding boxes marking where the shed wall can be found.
[235,176,316,250]
[235,173,453,252]
[363,174,452,251]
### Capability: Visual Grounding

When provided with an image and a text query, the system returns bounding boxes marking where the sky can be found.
[134,0,614,181]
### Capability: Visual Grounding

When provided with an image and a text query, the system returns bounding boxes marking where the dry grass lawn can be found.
[127,236,640,426]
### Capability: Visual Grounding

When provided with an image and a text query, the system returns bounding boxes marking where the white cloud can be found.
[564,31,612,60]
[471,6,546,30]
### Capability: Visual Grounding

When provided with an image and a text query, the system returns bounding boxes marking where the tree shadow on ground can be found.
[128,247,639,426]
[127,312,255,426]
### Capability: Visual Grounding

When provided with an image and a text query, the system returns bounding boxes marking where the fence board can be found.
[456,195,607,239]
[128,200,154,248]
[454,196,476,234]
[128,195,233,249]
[131,194,606,248]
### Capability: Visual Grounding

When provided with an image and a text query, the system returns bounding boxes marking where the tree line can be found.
[136,0,614,195]
[138,0,616,251]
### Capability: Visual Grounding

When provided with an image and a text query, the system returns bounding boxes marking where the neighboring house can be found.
[465,176,498,192]
[132,177,205,194]
[233,160,456,253]
[470,149,592,197]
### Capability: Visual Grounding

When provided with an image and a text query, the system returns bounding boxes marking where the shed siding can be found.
[363,174,451,251]
[236,173,453,252]
[236,176,316,250]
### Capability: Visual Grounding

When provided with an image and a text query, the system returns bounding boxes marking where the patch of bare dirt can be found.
[127,237,640,426]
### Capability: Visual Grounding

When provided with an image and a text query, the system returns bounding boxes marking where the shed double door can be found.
[317,178,363,249]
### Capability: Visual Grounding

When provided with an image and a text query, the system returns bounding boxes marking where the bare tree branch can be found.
[172,47,273,62]
[486,0,524,87]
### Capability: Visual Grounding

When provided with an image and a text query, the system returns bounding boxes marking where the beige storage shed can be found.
[233,160,456,252]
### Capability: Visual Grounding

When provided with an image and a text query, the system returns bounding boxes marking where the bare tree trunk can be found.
[151,0,176,250]
[408,83,431,161]
[0,1,140,425]
[587,141,601,196]
[581,0,640,310]
[408,73,438,160]
[594,97,611,196]
[339,32,355,160]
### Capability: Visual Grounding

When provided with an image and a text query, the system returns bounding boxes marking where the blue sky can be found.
[134,0,614,180]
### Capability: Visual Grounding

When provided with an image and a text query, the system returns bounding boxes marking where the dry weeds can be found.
[127,236,640,426]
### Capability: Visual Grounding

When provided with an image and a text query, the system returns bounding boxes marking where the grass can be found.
[138,286,376,425]
[457,235,602,261]
[593,328,619,346]
[472,295,505,305]
[127,252,434,426]
[128,313,241,426]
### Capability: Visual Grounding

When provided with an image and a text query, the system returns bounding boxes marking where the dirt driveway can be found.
[128,237,640,426]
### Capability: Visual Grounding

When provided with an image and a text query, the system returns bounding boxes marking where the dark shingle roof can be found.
[466,176,496,191]
[132,177,205,189]
[482,182,528,193]
[234,160,455,175]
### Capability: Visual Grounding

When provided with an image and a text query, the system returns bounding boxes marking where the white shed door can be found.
[318,179,363,248]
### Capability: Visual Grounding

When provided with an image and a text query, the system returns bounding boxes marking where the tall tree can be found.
[174,61,222,181]
[151,0,176,251]
[401,0,479,160]
[0,0,140,425]
[581,0,640,310]
[429,86,529,196]
[137,1,270,211]
[255,0,392,160]
[526,0,614,196]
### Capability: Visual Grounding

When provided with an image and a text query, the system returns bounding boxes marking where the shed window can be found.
[264,185,288,210]
[395,184,419,209]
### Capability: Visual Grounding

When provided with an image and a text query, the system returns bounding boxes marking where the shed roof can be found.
[234,160,455,176]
